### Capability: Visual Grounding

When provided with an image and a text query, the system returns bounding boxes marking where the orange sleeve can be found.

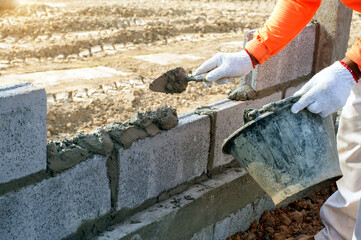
[246,0,321,64]
[346,39,361,72]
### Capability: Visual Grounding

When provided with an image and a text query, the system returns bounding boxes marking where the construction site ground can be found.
[0,0,357,239]
[0,0,275,140]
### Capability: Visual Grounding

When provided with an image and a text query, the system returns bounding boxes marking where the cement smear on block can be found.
[195,105,218,172]
[228,84,256,101]
[47,106,178,173]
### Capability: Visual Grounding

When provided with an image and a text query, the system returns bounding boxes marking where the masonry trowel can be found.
[149,67,205,94]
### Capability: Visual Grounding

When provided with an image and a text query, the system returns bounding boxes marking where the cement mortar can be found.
[73,129,114,156]
[228,84,256,101]
[151,106,178,130]
[47,106,178,172]
[145,123,160,137]
[47,141,92,172]
[194,105,218,172]
[104,123,149,149]
[195,105,217,116]
[129,112,154,129]
[165,67,189,93]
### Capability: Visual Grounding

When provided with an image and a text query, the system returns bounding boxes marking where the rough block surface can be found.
[213,197,274,240]
[0,82,46,184]
[244,25,316,91]
[0,155,111,240]
[210,92,282,168]
[97,168,274,240]
[285,82,307,98]
[314,0,352,72]
[117,113,210,210]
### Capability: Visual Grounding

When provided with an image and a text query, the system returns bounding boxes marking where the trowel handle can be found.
[189,75,205,82]
[189,75,233,85]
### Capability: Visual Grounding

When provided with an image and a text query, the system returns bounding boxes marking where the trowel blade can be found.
[149,71,170,93]
[149,67,189,94]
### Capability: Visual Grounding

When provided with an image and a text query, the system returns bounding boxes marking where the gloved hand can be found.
[291,61,357,117]
[193,50,254,87]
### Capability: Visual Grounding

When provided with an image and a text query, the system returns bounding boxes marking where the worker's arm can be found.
[246,0,321,64]
[194,0,322,84]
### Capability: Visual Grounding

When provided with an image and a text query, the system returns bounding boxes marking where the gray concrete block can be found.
[314,0,352,72]
[209,92,282,168]
[97,168,272,240]
[213,196,274,240]
[244,24,316,91]
[285,82,307,98]
[117,113,210,210]
[0,155,111,240]
[0,82,46,184]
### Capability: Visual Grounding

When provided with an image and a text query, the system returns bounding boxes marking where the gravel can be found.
[228,183,338,240]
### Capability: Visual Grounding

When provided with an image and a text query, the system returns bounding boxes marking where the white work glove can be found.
[193,50,254,87]
[291,61,357,117]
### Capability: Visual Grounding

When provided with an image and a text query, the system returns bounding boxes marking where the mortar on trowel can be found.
[149,67,236,94]
[222,96,342,206]
[149,67,205,94]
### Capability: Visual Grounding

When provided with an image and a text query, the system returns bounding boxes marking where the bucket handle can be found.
[243,96,301,124]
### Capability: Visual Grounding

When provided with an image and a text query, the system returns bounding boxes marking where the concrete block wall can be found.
[97,168,275,240]
[0,15,324,239]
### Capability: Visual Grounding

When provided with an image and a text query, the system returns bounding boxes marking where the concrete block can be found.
[0,155,111,240]
[213,196,274,240]
[97,168,273,240]
[314,0,352,72]
[243,24,316,91]
[209,92,282,168]
[285,82,307,98]
[117,113,210,210]
[0,82,46,184]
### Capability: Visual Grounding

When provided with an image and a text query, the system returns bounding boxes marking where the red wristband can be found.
[244,49,255,69]
[340,60,359,83]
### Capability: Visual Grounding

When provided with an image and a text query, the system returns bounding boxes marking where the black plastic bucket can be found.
[222,96,341,206]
